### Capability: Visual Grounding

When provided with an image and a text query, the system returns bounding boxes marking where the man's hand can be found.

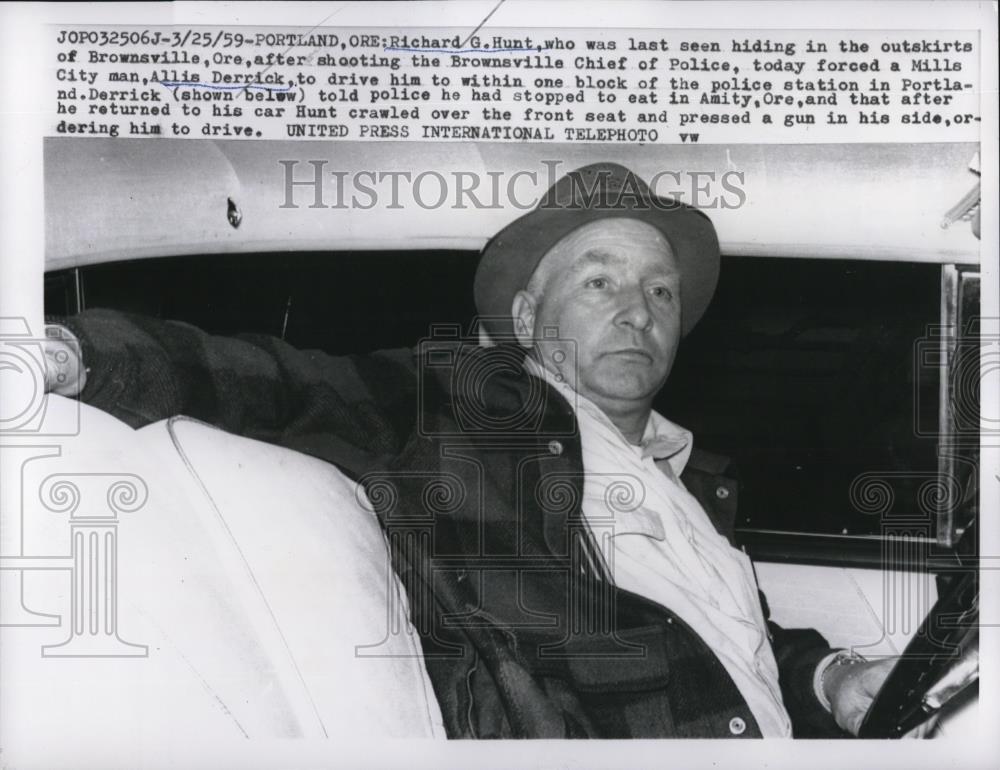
[43,325,87,397]
[822,655,895,736]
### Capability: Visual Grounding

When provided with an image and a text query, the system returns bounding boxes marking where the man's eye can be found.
[586,277,608,289]
[650,286,673,300]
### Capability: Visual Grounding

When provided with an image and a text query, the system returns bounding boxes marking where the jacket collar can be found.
[522,355,693,476]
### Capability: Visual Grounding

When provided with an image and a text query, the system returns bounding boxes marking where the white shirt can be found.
[526,357,793,737]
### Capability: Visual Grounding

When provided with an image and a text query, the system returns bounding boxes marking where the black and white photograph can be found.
[0,2,996,768]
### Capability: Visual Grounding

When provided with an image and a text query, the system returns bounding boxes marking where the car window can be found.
[46,252,971,563]
[658,258,941,540]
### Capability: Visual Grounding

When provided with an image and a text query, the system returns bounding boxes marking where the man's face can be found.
[515,218,682,419]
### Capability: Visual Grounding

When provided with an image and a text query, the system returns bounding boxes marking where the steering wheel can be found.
[857,558,978,738]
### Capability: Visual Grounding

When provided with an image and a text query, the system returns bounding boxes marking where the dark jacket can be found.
[62,308,843,738]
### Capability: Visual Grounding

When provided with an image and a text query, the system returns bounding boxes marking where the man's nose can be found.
[614,287,653,332]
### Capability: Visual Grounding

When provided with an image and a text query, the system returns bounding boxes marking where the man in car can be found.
[44,162,892,738]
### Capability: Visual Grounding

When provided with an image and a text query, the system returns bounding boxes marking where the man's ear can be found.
[510,290,537,349]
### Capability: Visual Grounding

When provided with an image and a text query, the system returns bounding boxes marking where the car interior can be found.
[1,137,980,752]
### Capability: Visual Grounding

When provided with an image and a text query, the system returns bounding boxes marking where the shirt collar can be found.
[523,355,693,477]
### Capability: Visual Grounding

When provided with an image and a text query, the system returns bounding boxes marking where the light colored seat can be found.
[145,414,445,740]
[1,397,444,767]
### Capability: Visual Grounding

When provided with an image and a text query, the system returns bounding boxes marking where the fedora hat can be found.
[474,162,721,341]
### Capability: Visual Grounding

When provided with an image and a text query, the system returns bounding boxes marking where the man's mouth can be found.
[606,348,654,363]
